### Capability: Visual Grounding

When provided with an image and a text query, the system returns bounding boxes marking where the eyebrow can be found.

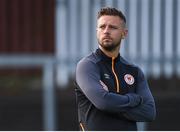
[97,24,122,29]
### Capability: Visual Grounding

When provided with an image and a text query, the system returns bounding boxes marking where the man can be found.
[75,7,156,131]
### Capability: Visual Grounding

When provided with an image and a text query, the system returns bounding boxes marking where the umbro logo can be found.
[104,73,110,79]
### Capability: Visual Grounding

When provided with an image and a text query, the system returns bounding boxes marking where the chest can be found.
[98,62,137,94]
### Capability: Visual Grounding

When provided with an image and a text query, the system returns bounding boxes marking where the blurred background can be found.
[0,0,180,130]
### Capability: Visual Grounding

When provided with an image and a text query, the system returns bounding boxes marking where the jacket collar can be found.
[95,48,120,63]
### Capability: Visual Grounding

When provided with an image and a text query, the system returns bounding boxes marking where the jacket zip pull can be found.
[80,122,85,131]
[112,57,120,93]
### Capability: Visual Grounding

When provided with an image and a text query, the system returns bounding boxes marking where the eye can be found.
[99,25,106,30]
[109,25,118,30]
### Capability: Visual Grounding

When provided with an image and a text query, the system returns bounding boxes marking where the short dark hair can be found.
[97,7,126,24]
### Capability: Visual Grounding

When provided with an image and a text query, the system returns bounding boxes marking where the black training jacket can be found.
[75,48,156,131]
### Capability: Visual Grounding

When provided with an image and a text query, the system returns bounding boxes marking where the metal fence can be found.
[55,0,180,86]
[0,55,56,130]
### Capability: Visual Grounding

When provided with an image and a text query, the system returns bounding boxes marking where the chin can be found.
[100,42,120,52]
[102,42,112,47]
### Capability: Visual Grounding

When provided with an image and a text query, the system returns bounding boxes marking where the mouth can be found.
[102,37,112,41]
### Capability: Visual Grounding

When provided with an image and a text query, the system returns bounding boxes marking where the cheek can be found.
[96,31,99,37]
[111,33,120,38]
[96,32,102,39]
[113,34,122,42]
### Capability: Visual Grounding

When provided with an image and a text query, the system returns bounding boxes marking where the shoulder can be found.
[76,52,100,71]
[120,56,144,77]
[120,56,138,69]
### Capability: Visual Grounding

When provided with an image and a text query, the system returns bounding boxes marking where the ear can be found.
[121,33,125,39]
[124,29,128,37]
[121,29,128,39]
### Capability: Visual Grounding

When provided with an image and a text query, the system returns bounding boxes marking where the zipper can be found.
[80,122,85,131]
[112,57,120,93]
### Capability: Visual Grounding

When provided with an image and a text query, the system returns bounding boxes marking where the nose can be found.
[103,26,110,34]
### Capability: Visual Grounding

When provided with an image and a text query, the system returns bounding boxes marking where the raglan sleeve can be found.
[123,67,156,121]
[76,58,143,113]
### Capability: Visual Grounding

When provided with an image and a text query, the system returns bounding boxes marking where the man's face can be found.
[96,15,127,52]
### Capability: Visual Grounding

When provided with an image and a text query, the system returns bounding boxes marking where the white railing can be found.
[0,55,56,130]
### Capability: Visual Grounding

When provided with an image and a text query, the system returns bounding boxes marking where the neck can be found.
[99,45,120,58]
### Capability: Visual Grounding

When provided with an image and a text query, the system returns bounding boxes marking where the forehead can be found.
[97,15,122,26]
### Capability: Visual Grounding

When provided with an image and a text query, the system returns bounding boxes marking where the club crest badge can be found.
[124,74,134,85]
